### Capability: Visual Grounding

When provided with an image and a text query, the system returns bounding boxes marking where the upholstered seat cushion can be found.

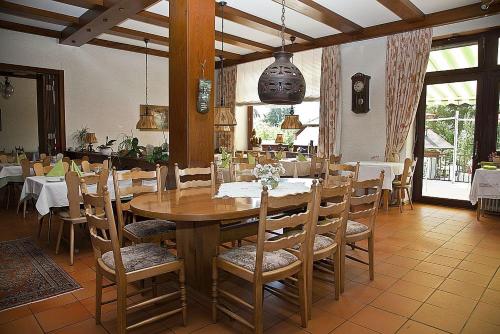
[346,220,369,235]
[218,245,298,272]
[312,234,335,251]
[124,219,176,238]
[102,243,177,272]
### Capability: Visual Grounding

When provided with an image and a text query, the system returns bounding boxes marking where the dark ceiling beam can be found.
[223,1,500,66]
[215,31,274,52]
[60,0,160,46]
[108,25,169,45]
[88,38,168,57]
[216,3,314,43]
[51,0,104,10]
[132,10,169,27]
[0,0,79,25]
[376,0,424,21]
[0,19,61,38]
[271,0,362,33]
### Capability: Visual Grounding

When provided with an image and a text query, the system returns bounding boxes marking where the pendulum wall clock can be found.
[351,72,371,114]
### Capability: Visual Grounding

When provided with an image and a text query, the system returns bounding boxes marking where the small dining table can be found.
[130,178,313,296]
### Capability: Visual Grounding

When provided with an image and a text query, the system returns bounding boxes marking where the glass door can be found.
[421,80,477,201]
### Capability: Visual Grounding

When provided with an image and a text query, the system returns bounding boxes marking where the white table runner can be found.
[469,168,500,205]
[215,179,311,199]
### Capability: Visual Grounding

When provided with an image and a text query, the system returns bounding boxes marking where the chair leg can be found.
[95,270,103,324]
[16,197,22,214]
[307,257,313,320]
[211,258,218,323]
[23,198,27,219]
[254,284,264,334]
[179,266,187,326]
[368,236,374,281]
[398,188,403,213]
[69,224,75,265]
[340,243,346,293]
[55,221,64,255]
[6,184,10,209]
[334,249,341,300]
[297,263,308,328]
[47,210,53,244]
[37,216,44,238]
[116,286,127,334]
[406,187,414,210]
[152,277,158,297]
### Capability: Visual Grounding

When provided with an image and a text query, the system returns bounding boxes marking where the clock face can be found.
[353,80,364,93]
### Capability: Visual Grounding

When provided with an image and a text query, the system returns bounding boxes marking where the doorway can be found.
[414,29,500,206]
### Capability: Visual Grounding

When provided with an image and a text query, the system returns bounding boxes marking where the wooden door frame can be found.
[0,63,65,153]
[413,28,500,207]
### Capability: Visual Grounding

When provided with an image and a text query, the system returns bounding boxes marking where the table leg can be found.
[476,199,481,221]
[175,221,220,296]
[382,190,389,211]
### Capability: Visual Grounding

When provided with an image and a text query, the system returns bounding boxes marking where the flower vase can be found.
[261,177,279,189]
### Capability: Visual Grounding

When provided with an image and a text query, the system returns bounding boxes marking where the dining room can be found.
[1,1,500,334]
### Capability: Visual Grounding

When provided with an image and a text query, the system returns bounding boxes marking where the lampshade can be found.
[275,133,284,144]
[84,133,97,144]
[136,114,157,129]
[215,125,232,132]
[281,115,303,130]
[214,106,237,126]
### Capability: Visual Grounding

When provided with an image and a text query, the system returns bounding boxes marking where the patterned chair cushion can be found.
[102,243,177,272]
[219,245,298,272]
[346,220,369,235]
[312,234,335,251]
[124,219,176,238]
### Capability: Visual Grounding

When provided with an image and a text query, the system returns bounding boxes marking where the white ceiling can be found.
[1,0,497,57]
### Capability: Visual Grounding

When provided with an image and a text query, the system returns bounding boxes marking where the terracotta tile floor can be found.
[0,203,500,334]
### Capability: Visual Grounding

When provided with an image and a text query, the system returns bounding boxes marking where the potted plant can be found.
[71,126,89,151]
[97,136,116,156]
[146,142,169,163]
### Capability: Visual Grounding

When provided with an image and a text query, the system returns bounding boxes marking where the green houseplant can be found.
[97,136,116,156]
[71,126,90,151]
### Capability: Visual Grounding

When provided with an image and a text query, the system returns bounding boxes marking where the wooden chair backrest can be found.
[159,165,168,191]
[258,157,279,165]
[33,163,54,176]
[113,166,161,239]
[254,182,319,277]
[20,159,31,180]
[400,157,417,187]
[62,157,71,164]
[329,154,342,165]
[81,160,109,173]
[0,154,8,163]
[81,155,89,162]
[83,188,126,279]
[327,162,359,182]
[174,162,215,189]
[65,171,84,219]
[229,162,256,182]
[234,152,244,158]
[349,171,384,232]
[232,157,249,164]
[39,153,47,160]
[42,156,51,166]
[80,170,109,217]
[309,156,326,178]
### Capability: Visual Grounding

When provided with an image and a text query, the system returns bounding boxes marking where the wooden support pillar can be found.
[169,0,215,168]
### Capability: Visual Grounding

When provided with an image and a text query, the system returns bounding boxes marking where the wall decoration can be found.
[351,72,371,114]
[139,105,169,131]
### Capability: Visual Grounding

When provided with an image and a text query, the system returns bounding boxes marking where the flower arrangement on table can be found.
[252,163,286,189]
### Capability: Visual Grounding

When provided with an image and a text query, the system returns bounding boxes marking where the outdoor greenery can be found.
[254,107,295,145]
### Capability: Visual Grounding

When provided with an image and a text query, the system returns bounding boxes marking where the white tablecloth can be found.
[347,161,404,190]
[469,169,500,205]
[280,159,312,177]
[0,164,24,188]
[215,178,312,198]
[20,172,156,216]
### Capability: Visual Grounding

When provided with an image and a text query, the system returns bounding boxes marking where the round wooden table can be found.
[130,186,263,295]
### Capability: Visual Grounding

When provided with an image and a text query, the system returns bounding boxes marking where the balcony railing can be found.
[423,154,472,183]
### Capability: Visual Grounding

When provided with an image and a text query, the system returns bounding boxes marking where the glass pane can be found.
[427,44,478,72]
[253,101,319,146]
[498,37,500,65]
[423,81,477,201]
[497,82,500,151]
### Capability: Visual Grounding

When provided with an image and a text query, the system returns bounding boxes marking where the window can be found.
[427,43,478,72]
[253,101,319,146]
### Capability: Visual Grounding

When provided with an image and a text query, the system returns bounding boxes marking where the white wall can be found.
[0,77,38,152]
[0,29,169,151]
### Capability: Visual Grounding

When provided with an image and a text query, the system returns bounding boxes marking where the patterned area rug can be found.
[0,238,81,311]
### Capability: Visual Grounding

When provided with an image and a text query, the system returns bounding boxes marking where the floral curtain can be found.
[318,45,341,158]
[385,28,432,161]
[215,65,237,151]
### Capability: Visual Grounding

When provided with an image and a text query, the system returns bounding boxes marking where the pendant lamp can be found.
[136,39,157,130]
[281,105,303,129]
[258,0,306,105]
[214,1,237,128]
[1,77,14,99]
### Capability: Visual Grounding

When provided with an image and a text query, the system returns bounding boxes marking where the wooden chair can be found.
[342,172,384,291]
[258,157,278,165]
[329,154,342,165]
[39,153,47,160]
[309,155,326,178]
[17,159,32,218]
[41,156,51,166]
[232,157,249,164]
[113,167,176,245]
[326,161,359,185]
[174,163,215,189]
[306,181,351,317]
[54,171,107,265]
[81,160,109,173]
[33,163,53,176]
[229,162,256,182]
[0,154,8,163]
[212,183,319,334]
[82,188,186,333]
[393,158,416,213]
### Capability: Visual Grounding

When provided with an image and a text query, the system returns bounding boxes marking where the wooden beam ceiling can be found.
[272,0,362,33]
[224,1,500,66]
[132,10,169,27]
[108,25,169,45]
[51,0,104,10]
[0,19,60,39]
[0,0,78,26]
[376,0,425,21]
[215,31,274,52]
[60,0,159,46]
[216,3,314,43]
[88,37,168,57]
